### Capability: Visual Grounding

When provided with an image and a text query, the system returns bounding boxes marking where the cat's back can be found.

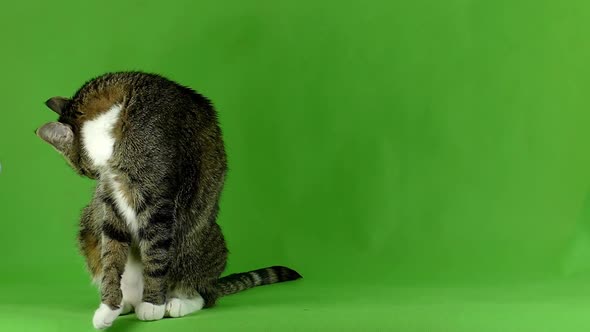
[72,71,214,119]
[71,71,220,144]
[70,71,225,176]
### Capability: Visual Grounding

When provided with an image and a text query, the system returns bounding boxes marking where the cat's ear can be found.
[45,97,70,115]
[36,122,73,152]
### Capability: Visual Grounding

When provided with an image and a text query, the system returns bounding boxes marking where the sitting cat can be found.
[36,72,301,329]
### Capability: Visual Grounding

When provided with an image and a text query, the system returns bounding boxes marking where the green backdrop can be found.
[2,0,590,331]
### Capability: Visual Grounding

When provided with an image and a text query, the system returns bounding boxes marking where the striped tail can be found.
[216,266,302,296]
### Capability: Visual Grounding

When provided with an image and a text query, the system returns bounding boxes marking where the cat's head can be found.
[36,97,99,179]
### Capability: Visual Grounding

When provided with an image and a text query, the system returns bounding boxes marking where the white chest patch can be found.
[82,104,122,168]
[82,104,139,235]
[121,254,144,307]
[109,174,139,236]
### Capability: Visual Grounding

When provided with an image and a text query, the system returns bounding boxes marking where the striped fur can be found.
[36,72,302,329]
[217,266,303,296]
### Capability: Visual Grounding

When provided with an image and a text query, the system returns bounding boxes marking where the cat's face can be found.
[36,97,99,179]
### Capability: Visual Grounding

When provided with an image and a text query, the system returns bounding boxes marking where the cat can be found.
[35,72,301,329]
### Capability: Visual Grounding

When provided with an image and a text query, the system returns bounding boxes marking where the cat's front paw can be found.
[92,303,122,329]
[136,302,165,321]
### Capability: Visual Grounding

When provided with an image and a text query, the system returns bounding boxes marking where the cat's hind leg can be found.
[165,291,205,318]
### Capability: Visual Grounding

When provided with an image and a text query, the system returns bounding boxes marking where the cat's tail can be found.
[216,266,302,296]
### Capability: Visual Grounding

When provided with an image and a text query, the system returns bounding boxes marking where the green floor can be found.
[3,279,590,331]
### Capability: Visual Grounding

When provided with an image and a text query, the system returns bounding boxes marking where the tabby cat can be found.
[35,72,301,329]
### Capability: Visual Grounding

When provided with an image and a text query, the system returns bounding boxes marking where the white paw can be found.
[165,296,204,318]
[136,302,165,321]
[92,303,122,330]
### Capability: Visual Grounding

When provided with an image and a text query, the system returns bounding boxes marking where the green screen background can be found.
[2,0,590,331]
